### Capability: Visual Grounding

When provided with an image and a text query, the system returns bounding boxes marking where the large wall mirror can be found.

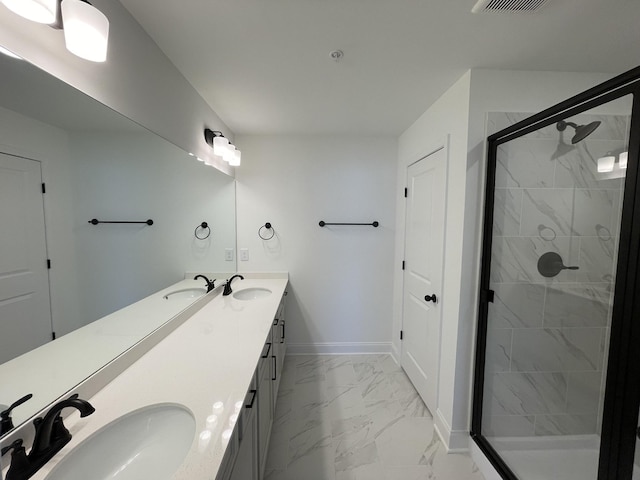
[0,51,237,435]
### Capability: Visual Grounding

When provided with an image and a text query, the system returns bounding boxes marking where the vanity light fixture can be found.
[0,0,57,24]
[204,128,241,167]
[0,0,109,62]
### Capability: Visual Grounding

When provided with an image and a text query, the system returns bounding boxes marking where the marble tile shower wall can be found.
[482,112,630,438]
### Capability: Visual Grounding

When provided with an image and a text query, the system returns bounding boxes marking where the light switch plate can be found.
[240,248,249,261]
[225,248,234,261]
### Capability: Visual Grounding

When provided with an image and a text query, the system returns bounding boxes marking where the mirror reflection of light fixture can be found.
[61,0,109,62]
[597,150,628,173]
[0,0,109,62]
[204,128,241,167]
[0,0,57,24]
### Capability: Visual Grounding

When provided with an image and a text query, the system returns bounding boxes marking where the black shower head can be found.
[556,120,601,144]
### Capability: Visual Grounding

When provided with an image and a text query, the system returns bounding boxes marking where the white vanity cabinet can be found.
[218,290,288,480]
[271,295,287,405]
[229,373,259,480]
[257,327,273,475]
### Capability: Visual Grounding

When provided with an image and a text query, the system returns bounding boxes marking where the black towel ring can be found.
[195,221,211,240]
[258,222,275,240]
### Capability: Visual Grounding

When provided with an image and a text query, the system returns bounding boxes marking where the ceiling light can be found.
[1,0,57,24]
[213,137,229,157]
[61,0,109,62]
[597,155,615,173]
[0,45,22,59]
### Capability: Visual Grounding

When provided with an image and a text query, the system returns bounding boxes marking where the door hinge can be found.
[41,183,46,194]
[402,261,405,270]
[400,330,404,340]
[481,289,495,303]
[52,331,56,340]
[404,187,408,198]
[47,259,51,269]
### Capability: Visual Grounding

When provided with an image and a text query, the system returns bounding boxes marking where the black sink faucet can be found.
[223,275,245,296]
[1,395,95,480]
[194,274,216,293]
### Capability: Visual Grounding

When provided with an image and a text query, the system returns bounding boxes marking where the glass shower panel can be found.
[482,99,632,480]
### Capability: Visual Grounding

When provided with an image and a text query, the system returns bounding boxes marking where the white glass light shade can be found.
[229,149,241,167]
[619,151,628,169]
[223,144,235,163]
[1,0,56,24]
[213,136,229,156]
[61,0,109,62]
[597,155,615,173]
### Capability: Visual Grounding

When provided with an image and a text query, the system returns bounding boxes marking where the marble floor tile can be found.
[266,354,484,480]
[326,356,358,386]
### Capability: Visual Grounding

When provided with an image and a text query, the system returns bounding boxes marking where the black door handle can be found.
[424,294,437,303]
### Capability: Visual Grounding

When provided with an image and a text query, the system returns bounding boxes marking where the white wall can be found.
[0,0,233,174]
[68,132,236,325]
[394,69,616,452]
[394,72,472,450]
[235,135,397,353]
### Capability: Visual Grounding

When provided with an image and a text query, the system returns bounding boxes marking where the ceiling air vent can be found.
[472,0,550,13]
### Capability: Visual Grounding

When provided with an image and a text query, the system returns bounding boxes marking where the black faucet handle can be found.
[2,439,30,474]
[1,393,33,435]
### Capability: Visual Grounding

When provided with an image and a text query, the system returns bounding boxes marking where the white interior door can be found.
[401,147,447,414]
[0,153,52,363]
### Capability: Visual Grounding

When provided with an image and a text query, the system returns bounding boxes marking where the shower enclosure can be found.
[472,67,640,480]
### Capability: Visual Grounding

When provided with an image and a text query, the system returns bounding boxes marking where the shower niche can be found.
[472,68,640,480]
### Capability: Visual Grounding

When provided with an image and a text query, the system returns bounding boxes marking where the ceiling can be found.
[119,0,640,136]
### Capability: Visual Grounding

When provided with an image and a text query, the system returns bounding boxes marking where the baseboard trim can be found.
[287,342,392,355]
[434,408,470,453]
[390,343,401,365]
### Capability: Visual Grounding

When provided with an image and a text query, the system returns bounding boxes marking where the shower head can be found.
[556,120,601,144]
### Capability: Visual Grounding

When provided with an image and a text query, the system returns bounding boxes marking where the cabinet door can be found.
[230,389,259,480]
[258,350,273,475]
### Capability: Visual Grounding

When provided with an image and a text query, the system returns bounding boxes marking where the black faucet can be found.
[194,274,216,293]
[222,275,245,296]
[2,395,95,480]
[1,394,33,435]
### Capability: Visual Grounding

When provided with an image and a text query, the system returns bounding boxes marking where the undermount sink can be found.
[233,287,272,301]
[163,287,207,300]
[45,404,195,480]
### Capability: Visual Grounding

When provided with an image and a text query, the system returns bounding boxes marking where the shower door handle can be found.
[424,294,437,304]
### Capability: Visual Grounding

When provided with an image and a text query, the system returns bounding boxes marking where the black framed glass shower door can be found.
[471,67,640,480]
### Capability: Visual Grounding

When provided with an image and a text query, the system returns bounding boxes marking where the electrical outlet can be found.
[240,248,249,261]
[225,249,234,261]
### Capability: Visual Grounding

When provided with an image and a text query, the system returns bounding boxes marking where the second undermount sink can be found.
[163,287,207,300]
[45,404,195,480]
[233,287,272,301]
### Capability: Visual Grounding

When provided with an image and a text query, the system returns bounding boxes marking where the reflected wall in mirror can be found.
[0,51,237,434]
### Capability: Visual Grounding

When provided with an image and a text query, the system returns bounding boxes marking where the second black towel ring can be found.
[258,222,275,240]
[195,221,211,240]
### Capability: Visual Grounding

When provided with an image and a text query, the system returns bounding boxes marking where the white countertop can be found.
[0,278,220,431]
[14,275,288,480]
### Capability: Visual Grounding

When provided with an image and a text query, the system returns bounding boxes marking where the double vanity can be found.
[0,273,288,480]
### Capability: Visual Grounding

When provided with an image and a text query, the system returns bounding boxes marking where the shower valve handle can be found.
[424,294,437,304]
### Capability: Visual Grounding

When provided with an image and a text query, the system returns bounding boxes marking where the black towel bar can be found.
[89,219,154,225]
[319,221,379,227]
